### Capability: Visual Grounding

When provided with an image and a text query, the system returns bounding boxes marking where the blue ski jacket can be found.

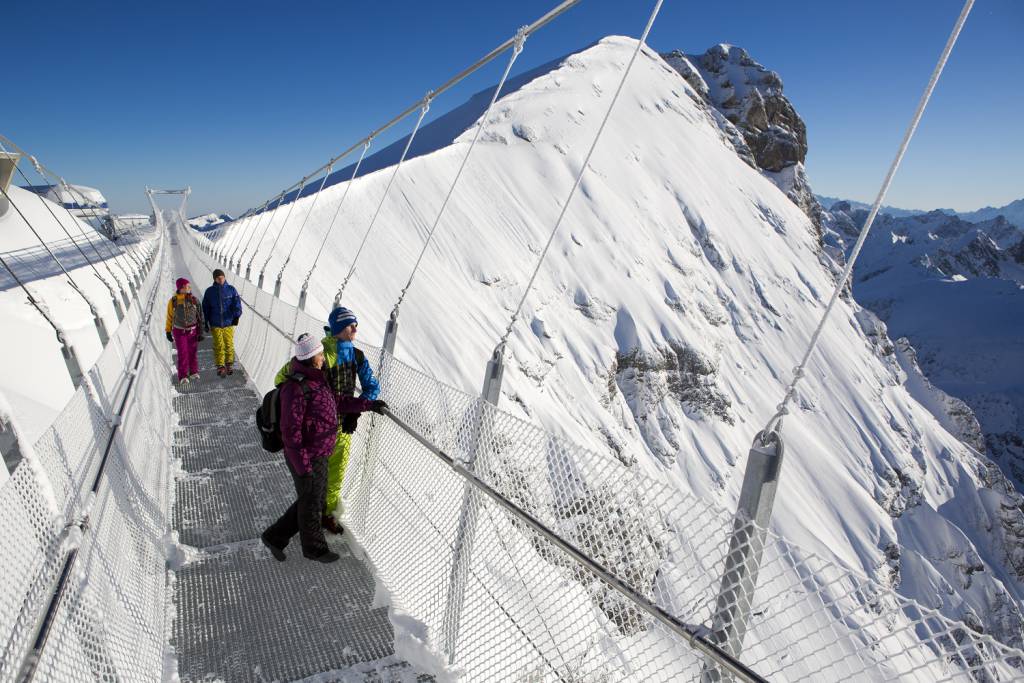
[337,340,380,400]
[202,282,243,328]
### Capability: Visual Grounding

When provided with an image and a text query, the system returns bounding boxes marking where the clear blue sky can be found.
[4,0,1020,216]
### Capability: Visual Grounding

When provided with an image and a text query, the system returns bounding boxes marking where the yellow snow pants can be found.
[324,430,352,516]
[211,326,235,367]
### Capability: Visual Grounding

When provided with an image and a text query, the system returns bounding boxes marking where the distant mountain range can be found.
[816,195,1024,227]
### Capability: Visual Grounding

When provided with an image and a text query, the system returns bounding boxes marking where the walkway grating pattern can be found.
[169,329,428,681]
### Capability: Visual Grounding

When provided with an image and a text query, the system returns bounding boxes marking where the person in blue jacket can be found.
[201,269,243,377]
[273,306,380,534]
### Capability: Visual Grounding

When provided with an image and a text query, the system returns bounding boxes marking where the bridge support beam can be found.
[59,333,85,389]
[702,430,785,682]
[442,344,505,664]
[0,414,23,474]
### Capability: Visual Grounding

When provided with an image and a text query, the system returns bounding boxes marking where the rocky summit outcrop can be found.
[662,44,828,235]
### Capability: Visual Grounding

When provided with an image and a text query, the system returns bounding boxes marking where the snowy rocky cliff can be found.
[214,37,1024,648]
[826,202,1024,503]
[661,44,828,236]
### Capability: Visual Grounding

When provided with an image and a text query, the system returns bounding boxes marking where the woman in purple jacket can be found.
[261,333,386,563]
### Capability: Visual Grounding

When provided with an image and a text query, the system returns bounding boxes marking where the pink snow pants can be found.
[173,327,200,380]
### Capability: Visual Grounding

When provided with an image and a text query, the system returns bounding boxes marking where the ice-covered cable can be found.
[243,193,286,269]
[763,0,974,437]
[336,94,433,303]
[497,0,665,350]
[392,26,528,318]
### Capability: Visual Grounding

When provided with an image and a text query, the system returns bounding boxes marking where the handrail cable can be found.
[226,0,582,225]
[761,0,974,439]
[381,406,765,683]
[496,0,665,352]
[391,26,528,320]
[335,95,432,304]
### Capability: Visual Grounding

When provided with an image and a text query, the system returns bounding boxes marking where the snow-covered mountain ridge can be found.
[826,202,1024,502]
[212,37,1024,647]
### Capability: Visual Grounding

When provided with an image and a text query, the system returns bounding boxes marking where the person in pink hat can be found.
[165,277,205,385]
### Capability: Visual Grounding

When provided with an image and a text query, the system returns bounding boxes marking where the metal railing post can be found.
[702,430,785,681]
[442,344,504,663]
[58,331,85,389]
[0,413,23,474]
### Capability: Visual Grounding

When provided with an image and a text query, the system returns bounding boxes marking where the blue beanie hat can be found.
[329,306,358,336]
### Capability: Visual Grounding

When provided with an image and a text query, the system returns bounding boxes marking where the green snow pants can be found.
[324,429,352,517]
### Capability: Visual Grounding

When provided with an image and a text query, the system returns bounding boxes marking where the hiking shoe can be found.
[303,548,340,564]
[226,364,234,375]
[322,515,344,535]
[178,377,190,387]
[216,366,227,378]
[261,532,286,562]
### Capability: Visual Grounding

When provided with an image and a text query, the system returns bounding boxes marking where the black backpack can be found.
[256,373,310,452]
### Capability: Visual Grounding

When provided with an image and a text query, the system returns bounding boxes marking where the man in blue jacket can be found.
[201,269,243,377]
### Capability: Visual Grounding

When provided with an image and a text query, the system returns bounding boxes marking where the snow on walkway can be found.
[166,245,430,682]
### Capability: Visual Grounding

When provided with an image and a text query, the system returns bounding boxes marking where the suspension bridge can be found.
[4,0,1024,680]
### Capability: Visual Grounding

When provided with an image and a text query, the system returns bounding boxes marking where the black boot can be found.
[261,531,286,562]
[303,547,340,563]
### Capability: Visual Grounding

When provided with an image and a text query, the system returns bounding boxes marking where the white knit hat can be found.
[294,333,323,361]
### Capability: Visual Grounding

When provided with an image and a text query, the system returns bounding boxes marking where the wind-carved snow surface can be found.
[214,37,1024,648]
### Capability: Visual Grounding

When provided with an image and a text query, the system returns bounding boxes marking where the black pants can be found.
[264,456,329,554]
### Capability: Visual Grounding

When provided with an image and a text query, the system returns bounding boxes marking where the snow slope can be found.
[828,204,1024,497]
[211,37,1024,647]
[0,184,151,443]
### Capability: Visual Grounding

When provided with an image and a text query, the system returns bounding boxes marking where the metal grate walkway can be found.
[168,260,430,681]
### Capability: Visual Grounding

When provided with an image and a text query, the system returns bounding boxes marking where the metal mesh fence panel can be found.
[0,227,171,682]
[180,225,1024,681]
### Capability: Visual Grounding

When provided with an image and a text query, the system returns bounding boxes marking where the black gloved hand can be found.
[369,399,388,415]
[341,413,359,434]
[232,317,239,326]
[166,331,173,342]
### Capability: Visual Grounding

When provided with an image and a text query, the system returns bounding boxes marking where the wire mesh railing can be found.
[180,222,1024,681]
[0,219,169,682]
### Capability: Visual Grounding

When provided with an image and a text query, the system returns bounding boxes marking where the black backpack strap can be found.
[355,348,365,366]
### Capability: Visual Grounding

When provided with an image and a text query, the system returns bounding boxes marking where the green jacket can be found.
[275,335,339,385]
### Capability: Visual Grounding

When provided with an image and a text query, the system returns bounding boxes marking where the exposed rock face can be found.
[662,44,827,235]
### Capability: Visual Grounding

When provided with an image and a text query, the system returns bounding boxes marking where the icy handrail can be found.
[180,223,1024,681]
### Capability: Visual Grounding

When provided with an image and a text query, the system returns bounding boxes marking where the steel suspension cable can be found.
[762,0,974,437]
[0,135,139,285]
[60,178,147,271]
[0,184,107,320]
[335,95,433,305]
[56,176,140,283]
[302,139,372,289]
[229,204,268,266]
[258,176,309,279]
[0,251,63,338]
[2,148,123,300]
[243,193,286,272]
[391,27,528,321]
[496,0,665,352]
[276,165,333,284]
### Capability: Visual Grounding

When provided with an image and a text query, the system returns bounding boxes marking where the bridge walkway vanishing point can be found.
[167,239,431,682]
